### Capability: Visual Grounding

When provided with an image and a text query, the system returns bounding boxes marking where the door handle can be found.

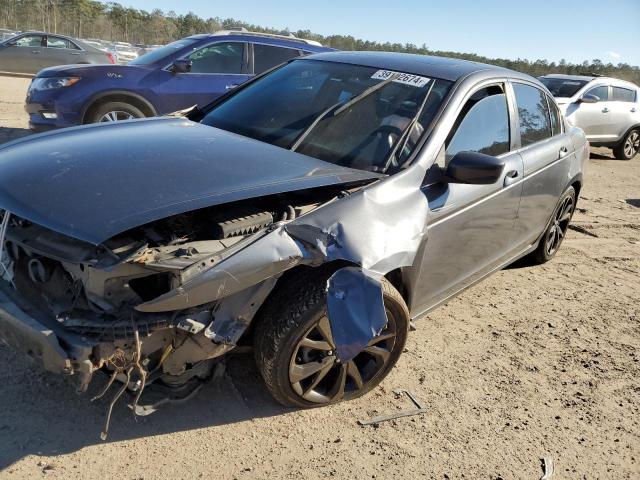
[559,146,569,158]
[504,170,519,186]
[71,52,81,55]
[602,107,610,113]
[31,50,40,54]
[631,108,637,113]
[225,84,239,90]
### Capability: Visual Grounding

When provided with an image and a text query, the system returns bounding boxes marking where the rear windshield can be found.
[129,38,200,66]
[201,59,452,173]
[540,77,589,98]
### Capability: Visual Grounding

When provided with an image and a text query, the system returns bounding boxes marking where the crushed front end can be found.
[0,188,340,435]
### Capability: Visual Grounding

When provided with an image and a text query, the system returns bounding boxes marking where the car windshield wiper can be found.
[290,73,400,152]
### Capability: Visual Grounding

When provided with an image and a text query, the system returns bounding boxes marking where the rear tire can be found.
[87,101,145,124]
[528,186,576,265]
[612,129,639,160]
[254,266,409,408]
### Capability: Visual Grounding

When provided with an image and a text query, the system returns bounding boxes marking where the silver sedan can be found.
[0,31,115,75]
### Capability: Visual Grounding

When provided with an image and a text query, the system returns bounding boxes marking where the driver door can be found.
[151,41,251,114]
[410,83,524,314]
[571,85,614,142]
[1,34,45,73]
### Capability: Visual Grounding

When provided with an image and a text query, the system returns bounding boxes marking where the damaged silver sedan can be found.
[0,52,588,434]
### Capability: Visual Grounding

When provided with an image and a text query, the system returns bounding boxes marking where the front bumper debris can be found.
[0,288,72,374]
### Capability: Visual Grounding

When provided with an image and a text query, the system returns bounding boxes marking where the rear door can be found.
[510,82,574,248]
[151,41,250,114]
[43,35,84,68]
[410,81,524,313]
[607,86,638,140]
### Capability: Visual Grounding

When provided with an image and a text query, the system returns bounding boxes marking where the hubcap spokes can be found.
[289,313,396,404]
[99,111,135,122]
[624,132,639,157]
[546,195,574,256]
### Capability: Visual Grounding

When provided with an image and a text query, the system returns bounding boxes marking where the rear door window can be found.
[46,36,79,49]
[585,85,609,101]
[611,87,636,102]
[547,95,562,136]
[513,83,552,147]
[445,85,510,163]
[187,42,244,74]
[253,44,300,74]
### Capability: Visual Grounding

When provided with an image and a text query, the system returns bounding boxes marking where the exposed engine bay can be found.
[0,184,354,437]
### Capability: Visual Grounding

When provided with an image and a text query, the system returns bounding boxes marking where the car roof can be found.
[541,73,639,89]
[184,32,330,52]
[540,73,596,81]
[302,51,516,82]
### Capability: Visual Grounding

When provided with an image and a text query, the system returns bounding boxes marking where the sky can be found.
[112,0,640,66]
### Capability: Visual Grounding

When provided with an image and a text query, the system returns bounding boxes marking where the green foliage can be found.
[1,0,638,83]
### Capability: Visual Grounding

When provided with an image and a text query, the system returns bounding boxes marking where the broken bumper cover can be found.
[0,289,72,374]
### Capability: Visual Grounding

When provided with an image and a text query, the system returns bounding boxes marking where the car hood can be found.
[0,118,381,244]
[35,63,147,78]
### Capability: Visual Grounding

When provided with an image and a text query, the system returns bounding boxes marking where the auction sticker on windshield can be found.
[372,70,430,88]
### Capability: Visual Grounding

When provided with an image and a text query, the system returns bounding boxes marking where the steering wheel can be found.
[348,125,405,171]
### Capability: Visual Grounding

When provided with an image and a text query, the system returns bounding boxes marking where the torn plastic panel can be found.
[135,226,316,313]
[326,267,388,363]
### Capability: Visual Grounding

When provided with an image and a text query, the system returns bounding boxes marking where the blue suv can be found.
[25,30,332,130]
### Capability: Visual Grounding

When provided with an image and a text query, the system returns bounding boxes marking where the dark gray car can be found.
[0,31,115,74]
[0,52,588,437]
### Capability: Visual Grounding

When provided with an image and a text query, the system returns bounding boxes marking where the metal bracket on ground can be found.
[357,389,427,426]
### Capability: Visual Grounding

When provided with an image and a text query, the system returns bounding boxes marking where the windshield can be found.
[129,38,199,66]
[201,59,452,173]
[540,77,589,98]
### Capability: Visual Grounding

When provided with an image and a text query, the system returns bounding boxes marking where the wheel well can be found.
[239,261,411,345]
[83,93,155,123]
[570,180,582,202]
[617,124,640,146]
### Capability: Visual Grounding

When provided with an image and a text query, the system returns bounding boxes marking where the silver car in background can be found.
[0,31,115,74]
[541,74,640,160]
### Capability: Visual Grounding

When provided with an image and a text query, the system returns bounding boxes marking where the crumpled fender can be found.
[286,169,428,274]
[136,167,428,314]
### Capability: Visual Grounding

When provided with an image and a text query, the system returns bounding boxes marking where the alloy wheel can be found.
[288,312,397,404]
[624,131,639,158]
[545,194,574,256]
[99,111,135,122]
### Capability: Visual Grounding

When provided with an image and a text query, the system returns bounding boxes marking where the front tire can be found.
[528,186,576,265]
[88,101,145,124]
[613,129,639,160]
[254,266,409,408]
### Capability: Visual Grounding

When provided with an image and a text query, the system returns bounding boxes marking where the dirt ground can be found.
[0,75,638,480]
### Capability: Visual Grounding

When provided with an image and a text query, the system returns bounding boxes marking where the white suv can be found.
[540,74,640,160]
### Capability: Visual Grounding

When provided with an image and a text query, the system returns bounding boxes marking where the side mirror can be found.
[445,151,505,185]
[170,59,192,74]
[578,94,599,104]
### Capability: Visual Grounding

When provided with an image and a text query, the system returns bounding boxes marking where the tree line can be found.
[2,0,639,84]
